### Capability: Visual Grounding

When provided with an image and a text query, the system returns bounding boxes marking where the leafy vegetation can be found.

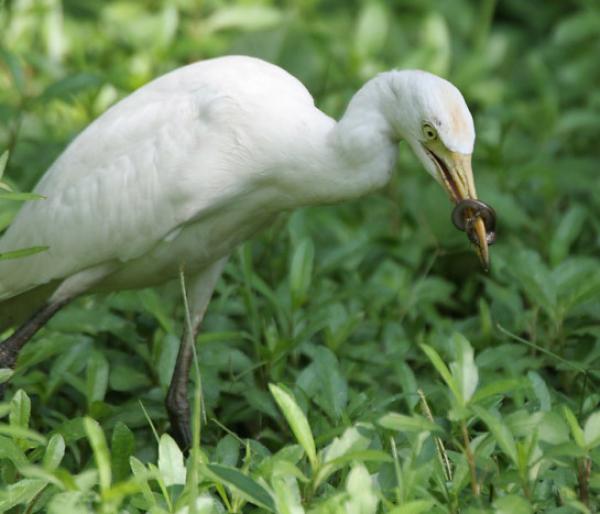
[1,0,599,512]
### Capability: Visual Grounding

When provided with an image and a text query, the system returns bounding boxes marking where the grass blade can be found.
[205,463,275,512]
[269,383,317,470]
[0,246,48,261]
[83,417,111,492]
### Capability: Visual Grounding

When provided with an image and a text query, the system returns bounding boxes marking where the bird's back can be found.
[0,56,317,303]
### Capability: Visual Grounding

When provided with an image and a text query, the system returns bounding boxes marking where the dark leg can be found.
[165,257,228,450]
[166,325,195,450]
[0,298,70,398]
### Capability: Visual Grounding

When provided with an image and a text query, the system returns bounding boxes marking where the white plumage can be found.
[1,57,318,298]
[0,56,476,303]
[0,55,492,446]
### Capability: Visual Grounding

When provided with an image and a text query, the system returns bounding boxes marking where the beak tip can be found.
[479,254,490,273]
[472,217,491,273]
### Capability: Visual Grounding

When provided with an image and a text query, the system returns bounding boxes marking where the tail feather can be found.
[0,283,57,333]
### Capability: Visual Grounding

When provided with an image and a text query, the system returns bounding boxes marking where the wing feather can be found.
[0,70,236,300]
[0,56,316,301]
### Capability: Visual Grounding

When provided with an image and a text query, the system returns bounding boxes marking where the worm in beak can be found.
[451,199,496,271]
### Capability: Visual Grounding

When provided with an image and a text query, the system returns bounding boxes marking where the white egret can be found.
[0,56,495,447]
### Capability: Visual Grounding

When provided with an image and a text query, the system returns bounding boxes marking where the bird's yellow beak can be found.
[423,143,496,271]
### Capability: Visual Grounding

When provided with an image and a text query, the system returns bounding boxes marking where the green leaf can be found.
[527,371,552,411]
[313,425,372,487]
[0,191,45,201]
[420,344,462,404]
[43,434,66,471]
[9,389,30,429]
[86,351,109,405]
[0,368,14,385]
[388,500,436,514]
[19,464,67,488]
[269,458,308,485]
[0,150,8,179]
[38,73,102,102]
[84,417,111,492]
[355,2,389,57]
[0,246,49,261]
[555,11,600,45]
[321,425,371,464]
[549,205,586,266]
[204,5,283,32]
[158,433,186,486]
[55,417,86,443]
[269,383,317,470]
[139,288,175,333]
[45,491,88,514]
[450,333,478,403]
[316,449,391,490]
[0,425,46,444]
[538,411,570,445]
[111,422,135,483]
[344,464,379,513]
[0,479,47,512]
[289,237,314,309]
[471,378,525,404]
[583,411,600,449]
[129,456,156,508]
[296,346,347,420]
[493,494,532,514]
[109,364,152,392]
[183,495,221,514]
[272,474,305,514]
[505,249,556,316]
[472,406,517,464]
[0,47,25,93]
[0,434,29,468]
[205,463,275,512]
[562,405,585,448]
[378,412,441,433]
[555,258,600,313]
[215,434,240,467]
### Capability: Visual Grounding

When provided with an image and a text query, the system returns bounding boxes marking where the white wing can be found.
[0,56,315,300]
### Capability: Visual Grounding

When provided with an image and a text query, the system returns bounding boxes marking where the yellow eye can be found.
[423,124,437,141]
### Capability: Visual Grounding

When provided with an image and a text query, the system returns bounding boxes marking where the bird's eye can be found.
[422,124,437,141]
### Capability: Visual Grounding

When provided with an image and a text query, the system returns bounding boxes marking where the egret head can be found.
[389,70,496,270]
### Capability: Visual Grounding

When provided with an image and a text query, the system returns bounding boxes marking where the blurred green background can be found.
[0,0,599,512]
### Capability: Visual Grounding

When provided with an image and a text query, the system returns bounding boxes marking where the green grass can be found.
[1,0,599,512]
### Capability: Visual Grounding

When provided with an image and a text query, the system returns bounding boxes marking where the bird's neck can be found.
[333,77,400,193]
[284,75,400,207]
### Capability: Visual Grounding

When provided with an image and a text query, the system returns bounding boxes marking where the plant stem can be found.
[418,389,452,482]
[473,0,497,50]
[577,457,591,508]
[461,421,480,497]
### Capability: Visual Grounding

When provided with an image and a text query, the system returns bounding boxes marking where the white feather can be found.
[0,56,475,303]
